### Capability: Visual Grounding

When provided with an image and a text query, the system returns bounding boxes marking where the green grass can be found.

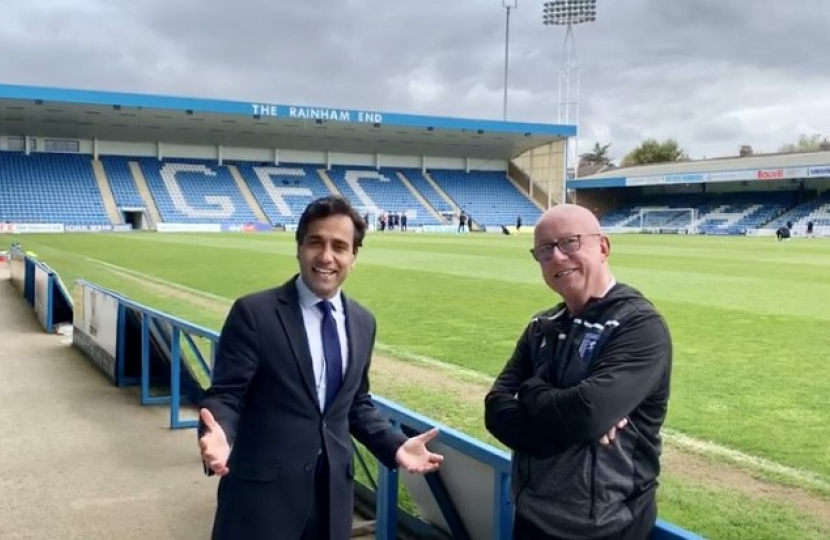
[12,231,830,539]
[657,476,827,540]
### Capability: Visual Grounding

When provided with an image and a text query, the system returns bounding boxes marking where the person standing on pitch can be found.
[484,204,672,540]
[199,195,443,540]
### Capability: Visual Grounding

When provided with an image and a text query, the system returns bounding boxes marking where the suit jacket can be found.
[200,275,406,540]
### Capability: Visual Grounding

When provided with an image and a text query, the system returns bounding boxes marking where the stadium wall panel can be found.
[98,140,157,157]
[328,152,375,167]
[1,134,511,172]
[159,143,218,160]
[378,154,421,168]
[221,147,275,162]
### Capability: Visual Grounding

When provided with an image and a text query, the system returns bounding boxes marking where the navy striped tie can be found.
[316,300,343,410]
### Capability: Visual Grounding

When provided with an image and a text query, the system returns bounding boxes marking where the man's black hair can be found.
[295,195,366,253]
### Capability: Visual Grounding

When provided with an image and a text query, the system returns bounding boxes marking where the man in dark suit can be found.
[198,195,443,540]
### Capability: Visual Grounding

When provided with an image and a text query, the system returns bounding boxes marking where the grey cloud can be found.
[1,0,829,160]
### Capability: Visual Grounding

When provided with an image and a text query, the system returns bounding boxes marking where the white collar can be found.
[295,275,344,313]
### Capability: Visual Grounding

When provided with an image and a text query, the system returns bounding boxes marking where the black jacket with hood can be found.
[484,283,672,539]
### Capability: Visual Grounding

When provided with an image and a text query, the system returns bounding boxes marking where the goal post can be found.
[638,207,698,235]
[354,205,383,231]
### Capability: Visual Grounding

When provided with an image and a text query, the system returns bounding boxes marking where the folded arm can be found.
[484,323,568,457]
[518,313,670,443]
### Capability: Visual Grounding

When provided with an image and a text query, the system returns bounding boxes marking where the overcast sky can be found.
[2,0,829,162]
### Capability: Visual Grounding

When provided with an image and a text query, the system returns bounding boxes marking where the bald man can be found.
[484,204,673,540]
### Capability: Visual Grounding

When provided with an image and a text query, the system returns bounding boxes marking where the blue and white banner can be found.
[65,224,115,232]
[620,163,830,188]
[419,225,459,234]
[7,223,65,233]
[156,223,222,233]
[221,223,273,233]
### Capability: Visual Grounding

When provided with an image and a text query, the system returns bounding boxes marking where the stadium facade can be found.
[0,83,575,235]
[573,151,830,237]
[2,82,828,239]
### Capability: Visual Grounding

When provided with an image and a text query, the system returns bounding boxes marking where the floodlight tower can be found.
[501,0,518,121]
[543,0,596,205]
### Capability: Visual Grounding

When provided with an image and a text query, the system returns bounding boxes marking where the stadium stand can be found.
[232,162,332,227]
[4,149,830,239]
[137,158,259,224]
[428,169,542,227]
[0,152,110,225]
[325,165,442,226]
[398,168,456,217]
[0,153,555,230]
[695,191,795,235]
[766,191,830,235]
[100,155,145,208]
[598,194,703,229]
[599,191,798,234]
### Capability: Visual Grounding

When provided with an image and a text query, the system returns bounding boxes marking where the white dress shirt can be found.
[295,277,350,411]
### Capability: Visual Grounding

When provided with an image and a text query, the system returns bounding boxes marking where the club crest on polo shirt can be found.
[578,332,601,363]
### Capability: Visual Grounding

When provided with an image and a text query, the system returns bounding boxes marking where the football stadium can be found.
[1,79,829,540]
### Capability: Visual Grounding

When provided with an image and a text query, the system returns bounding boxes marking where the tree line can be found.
[580,134,829,169]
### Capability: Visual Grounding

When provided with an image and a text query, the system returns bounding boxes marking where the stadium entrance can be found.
[122,209,148,230]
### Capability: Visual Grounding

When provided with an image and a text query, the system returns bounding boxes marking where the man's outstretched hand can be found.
[199,408,231,476]
[395,427,444,474]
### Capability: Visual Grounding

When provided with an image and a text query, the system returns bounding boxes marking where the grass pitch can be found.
[12,230,830,540]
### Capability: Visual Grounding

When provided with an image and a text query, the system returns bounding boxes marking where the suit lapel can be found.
[342,296,366,390]
[274,278,320,411]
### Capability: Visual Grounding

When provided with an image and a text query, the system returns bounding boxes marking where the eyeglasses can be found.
[529,234,600,262]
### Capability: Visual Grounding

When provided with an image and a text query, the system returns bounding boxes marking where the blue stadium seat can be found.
[0,152,110,225]
[100,155,144,208]
[231,162,333,226]
[326,166,442,226]
[398,168,454,216]
[766,192,830,234]
[13,150,824,238]
[138,158,258,224]
[428,170,542,227]
[599,191,798,235]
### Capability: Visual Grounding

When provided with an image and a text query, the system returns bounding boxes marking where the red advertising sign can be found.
[757,169,784,180]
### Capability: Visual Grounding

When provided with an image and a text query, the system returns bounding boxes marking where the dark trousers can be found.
[301,452,330,540]
[513,498,657,540]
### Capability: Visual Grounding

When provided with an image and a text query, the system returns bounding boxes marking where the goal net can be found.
[638,207,698,235]
[356,206,418,230]
[354,205,383,231]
